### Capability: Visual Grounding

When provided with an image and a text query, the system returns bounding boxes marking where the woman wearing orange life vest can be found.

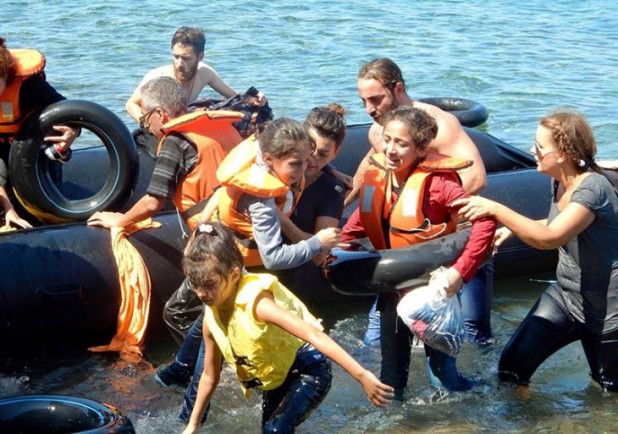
[341,106,496,398]
[214,117,342,269]
[0,37,79,228]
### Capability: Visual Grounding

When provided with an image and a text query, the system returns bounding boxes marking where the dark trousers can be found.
[499,284,618,391]
[261,343,332,433]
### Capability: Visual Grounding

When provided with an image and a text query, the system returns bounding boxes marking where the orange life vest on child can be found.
[159,110,243,229]
[0,49,46,138]
[215,137,304,267]
[359,152,471,250]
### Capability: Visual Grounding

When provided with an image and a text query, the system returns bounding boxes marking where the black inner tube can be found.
[8,100,138,224]
[417,97,489,128]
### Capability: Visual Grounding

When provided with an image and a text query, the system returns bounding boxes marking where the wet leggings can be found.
[262,343,332,433]
[499,285,618,391]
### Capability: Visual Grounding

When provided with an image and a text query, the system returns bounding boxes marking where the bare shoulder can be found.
[196,62,220,83]
[415,102,478,159]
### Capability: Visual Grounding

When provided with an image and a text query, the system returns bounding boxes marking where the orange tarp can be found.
[89,219,161,363]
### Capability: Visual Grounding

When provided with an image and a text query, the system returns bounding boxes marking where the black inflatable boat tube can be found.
[322,228,471,296]
[0,394,135,433]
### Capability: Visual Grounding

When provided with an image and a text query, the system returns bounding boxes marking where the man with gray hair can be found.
[88,75,241,230]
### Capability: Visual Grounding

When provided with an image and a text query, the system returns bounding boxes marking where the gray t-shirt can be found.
[549,172,618,334]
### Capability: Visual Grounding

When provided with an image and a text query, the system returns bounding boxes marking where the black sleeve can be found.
[19,73,66,114]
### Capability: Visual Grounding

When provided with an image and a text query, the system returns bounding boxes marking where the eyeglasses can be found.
[532,140,558,158]
[139,108,159,129]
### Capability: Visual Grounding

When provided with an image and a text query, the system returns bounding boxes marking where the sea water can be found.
[2,1,618,433]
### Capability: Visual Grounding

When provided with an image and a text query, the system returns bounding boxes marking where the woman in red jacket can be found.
[342,106,496,398]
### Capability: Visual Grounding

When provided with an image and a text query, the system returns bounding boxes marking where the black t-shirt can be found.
[19,72,66,112]
[289,172,345,234]
[277,173,345,297]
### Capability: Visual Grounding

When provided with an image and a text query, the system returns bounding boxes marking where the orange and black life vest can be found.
[0,49,46,138]
[159,109,243,229]
[359,152,471,250]
[214,137,304,267]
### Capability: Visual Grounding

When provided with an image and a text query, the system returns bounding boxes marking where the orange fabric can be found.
[88,218,161,363]
[359,152,466,249]
[0,49,45,137]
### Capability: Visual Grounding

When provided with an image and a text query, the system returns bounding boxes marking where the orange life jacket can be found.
[215,137,304,267]
[159,110,243,229]
[359,152,471,250]
[0,49,46,138]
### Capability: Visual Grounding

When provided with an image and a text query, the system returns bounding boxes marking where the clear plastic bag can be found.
[396,266,465,356]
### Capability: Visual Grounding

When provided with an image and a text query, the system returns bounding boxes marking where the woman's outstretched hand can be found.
[492,226,513,254]
[452,196,498,221]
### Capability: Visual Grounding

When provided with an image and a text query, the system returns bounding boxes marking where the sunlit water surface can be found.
[2,1,618,432]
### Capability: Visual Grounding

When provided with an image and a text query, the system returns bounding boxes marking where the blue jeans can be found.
[366,262,494,347]
[262,343,332,433]
[177,314,208,423]
[424,345,472,391]
[157,313,203,394]
[459,261,494,344]
[363,299,381,346]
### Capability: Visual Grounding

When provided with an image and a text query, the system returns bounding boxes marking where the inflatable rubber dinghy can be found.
[0,211,186,341]
[322,227,471,296]
[0,394,135,433]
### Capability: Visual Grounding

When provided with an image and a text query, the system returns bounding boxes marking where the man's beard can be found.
[175,66,197,82]
[375,97,400,125]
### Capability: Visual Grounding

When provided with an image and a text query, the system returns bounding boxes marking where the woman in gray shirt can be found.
[454,110,618,392]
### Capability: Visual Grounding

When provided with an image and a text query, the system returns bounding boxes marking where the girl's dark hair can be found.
[258,117,314,158]
[382,105,437,152]
[0,37,16,85]
[182,222,243,289]
[304,103,347,149]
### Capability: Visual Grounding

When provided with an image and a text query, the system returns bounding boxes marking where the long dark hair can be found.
[304,103,347,149]
[182,222,244,289]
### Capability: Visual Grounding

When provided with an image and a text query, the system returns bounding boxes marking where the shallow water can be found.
[2,1,618,432]
[3,274,617,433]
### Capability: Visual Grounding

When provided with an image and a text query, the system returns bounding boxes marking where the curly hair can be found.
[382,105,437,152]
[0,37,15,84]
